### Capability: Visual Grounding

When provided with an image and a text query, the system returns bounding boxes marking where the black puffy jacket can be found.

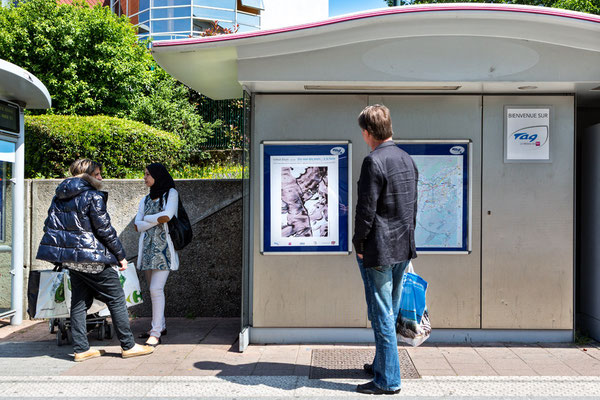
[36,175,126,265]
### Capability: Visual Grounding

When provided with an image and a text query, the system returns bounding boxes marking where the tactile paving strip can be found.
[309,348,420,379]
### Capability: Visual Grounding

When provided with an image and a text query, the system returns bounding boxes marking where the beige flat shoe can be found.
[74,349,105,362]
[121,344,154,359]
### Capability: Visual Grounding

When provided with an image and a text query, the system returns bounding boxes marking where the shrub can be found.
[25,115,185,178]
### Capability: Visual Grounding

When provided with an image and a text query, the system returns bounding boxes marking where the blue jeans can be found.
[358,258,409,391]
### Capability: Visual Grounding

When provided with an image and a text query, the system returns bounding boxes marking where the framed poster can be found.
[261,141,351,254]
[505,106,552,163]
[396,140,472,254]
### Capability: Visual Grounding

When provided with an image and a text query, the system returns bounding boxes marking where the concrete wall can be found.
[25,179,243,318]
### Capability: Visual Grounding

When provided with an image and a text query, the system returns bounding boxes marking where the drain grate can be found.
[309,348,420,379]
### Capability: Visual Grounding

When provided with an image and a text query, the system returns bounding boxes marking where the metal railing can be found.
[198,96,245,150]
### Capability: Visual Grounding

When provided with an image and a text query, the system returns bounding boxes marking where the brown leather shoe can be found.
[121,344,154,359]
[74,349,105,362]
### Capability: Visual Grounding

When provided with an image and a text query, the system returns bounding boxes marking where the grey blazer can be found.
[353,141,418,268]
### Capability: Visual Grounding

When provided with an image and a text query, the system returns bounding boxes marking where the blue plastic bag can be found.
[397,262,431,346]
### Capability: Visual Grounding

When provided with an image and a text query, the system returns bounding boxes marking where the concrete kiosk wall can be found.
[251,94,574,340]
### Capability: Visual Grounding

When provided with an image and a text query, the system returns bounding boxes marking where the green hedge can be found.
[25,115,185,178]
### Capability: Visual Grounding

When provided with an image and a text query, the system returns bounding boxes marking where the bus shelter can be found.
[0,60,51,325]
[151,4,600,349]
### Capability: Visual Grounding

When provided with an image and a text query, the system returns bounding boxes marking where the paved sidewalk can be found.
[1,317,600,398]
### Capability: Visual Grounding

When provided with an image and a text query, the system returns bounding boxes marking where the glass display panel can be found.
[0,140,15,163]
[0,101,18,134]
[261,142,351,254]
[0,161,13,313]
[395,140,472,253]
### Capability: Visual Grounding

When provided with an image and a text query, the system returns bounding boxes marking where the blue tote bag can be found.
[397,262,431,346]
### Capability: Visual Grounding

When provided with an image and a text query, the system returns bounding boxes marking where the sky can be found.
[329,0,390,17]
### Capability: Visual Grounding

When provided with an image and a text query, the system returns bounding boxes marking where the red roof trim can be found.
[152,4,600,48]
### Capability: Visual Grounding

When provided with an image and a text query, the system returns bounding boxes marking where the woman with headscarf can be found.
[37,159,154,361]
[134,163,180,347]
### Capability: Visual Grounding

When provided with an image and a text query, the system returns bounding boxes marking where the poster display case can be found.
[261,141,351,254]
[396,140,472,254]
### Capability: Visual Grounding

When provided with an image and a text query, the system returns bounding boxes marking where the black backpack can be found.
[162,191,193,250]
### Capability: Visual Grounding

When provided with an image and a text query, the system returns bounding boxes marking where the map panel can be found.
[413,155,463,248]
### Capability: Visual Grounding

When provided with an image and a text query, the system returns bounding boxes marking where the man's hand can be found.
[357,253,363,259]
[119,259,128,271]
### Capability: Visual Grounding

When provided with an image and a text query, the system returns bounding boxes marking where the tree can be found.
[127,67,221,161]
[0,0,152,116]
[386,0,599,14]
[0,0,216,159]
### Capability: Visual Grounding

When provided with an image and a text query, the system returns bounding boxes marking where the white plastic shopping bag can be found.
[98,263,143,316]
[396,261,431,347]
[34,270,71,319]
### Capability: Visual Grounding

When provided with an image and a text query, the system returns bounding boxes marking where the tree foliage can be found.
[385,0,599,14]
[0,0,217,159]
[0,0,152,116]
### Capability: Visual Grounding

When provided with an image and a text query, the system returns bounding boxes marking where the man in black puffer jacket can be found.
[37,159,154,362]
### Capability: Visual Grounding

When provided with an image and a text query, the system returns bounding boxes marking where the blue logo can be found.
[330,147,345,155]
[513,132,538,143]
[449,146,465,155]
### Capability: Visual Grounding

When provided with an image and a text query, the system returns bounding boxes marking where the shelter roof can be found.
[0,60,51,109]
[151,3,600,102]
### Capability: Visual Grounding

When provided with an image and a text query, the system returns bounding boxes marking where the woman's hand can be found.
[119,259,128,271]
[134,224,138,232]
[157,216,170,224]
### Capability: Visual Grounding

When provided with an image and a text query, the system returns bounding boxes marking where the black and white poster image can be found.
[269,153,340,248]
[281,166,328,238]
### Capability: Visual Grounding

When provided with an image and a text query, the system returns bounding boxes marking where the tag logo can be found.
[330,147,345,155]
[510,125,549,148]
[450,146,465,155]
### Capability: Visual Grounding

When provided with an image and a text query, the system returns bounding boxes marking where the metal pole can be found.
[10,108,25,325]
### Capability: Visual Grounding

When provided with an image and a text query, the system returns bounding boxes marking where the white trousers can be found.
[144,269,170,337]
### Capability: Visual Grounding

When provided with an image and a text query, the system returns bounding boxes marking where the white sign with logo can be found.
[505,106,551,162]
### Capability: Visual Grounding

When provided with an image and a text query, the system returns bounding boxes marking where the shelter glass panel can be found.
[0,161,13,316]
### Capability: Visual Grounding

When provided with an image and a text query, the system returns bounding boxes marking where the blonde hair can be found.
[69,159,102,177]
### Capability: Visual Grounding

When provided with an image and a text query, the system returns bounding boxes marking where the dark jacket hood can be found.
[55,174,102,200]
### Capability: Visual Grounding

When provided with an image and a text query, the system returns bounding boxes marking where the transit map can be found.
[396,142,470,252]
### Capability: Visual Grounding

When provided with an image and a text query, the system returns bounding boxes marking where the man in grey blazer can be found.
[353,104,418,395]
